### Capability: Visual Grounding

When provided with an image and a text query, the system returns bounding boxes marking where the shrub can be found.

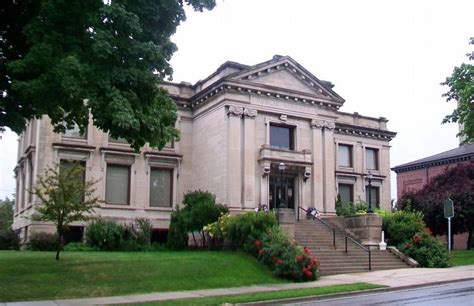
[167,208,188,250]
[256,227,319,281]
[335,195,355,216]
[183,190,228,247]
[226,211,277,252]
[123,218,153,250]
[27,232,59,251]
[86,219,123,251]
[399,232,450,268]
[0,230,20,250]
[64,242,97,251]
[382,210,425,246]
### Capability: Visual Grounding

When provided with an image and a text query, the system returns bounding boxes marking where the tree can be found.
[32,163,100,259]
[0,197,14,233]
[0,197,19,250]
[1,0,216,150]
[442,37,474,143]
[398,161,474,250]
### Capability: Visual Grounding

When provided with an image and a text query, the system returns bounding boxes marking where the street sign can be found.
[443,198,454,218]
[443,198,454,252]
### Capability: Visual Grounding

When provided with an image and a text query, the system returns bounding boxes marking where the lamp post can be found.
[278,162,286,209]
[366,171,373,213]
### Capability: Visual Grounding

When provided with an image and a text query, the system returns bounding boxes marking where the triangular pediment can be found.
[228,56,344,104]
[245,68,323,96]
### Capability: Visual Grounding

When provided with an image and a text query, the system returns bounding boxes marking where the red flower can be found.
[424,227,433,236]
[304,270,313,278]
[296,255,304,263]
[275,259,284,265]
[258,249,265,256]
[255,240,262,248]
[405,242,413,249]
[303,247,311,255]
[413,235,422,244]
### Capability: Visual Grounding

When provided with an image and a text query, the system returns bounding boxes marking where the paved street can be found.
[281,280,474,306]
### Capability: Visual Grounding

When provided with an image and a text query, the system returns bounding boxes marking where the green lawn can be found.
[450,250,474,266]
[144,283,384,305]
[0,250,284,302]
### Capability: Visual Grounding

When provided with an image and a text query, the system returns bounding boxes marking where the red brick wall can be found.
[395,161,470,249]
[396,163,462,199]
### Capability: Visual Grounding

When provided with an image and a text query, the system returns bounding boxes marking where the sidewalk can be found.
[3,266,474,306]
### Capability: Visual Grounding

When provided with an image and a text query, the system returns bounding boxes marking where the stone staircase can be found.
[295,219,411,276]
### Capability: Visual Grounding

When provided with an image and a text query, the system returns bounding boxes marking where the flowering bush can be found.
[226,211,277,252]
[256,227,319,282]
[381,210,425,247]
[399,232,450,268]
[203,213,233,240]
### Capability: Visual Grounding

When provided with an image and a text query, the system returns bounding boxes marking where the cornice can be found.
[171,79,343,112]
[334,123,397,141]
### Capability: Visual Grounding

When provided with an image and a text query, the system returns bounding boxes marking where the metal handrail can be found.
[298,206,336,248]
[345,236,371,270]
[297,206,372,270]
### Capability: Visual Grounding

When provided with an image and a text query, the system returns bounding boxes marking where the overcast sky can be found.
[1,0,473,200]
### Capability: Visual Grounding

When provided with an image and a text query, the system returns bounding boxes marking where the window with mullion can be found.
[338,144,353,167]
[365,186,380,208]
[366,148,379,170]
[105,164,130,205]
[270,124,294,150]
[149,168,172,207]
[338,184,354,203]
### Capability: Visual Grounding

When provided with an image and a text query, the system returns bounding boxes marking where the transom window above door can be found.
[270,124,294,150]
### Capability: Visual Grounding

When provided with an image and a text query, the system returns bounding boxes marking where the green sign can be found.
[443,198,454,218]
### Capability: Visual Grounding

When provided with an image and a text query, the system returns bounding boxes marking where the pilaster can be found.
[310,119,324,211]
[227,106,243,207]
[243,108,257,208]
[323,121,336,213]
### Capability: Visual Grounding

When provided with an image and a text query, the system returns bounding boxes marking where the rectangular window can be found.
[60,160,86,201]
[338,184,353,203]
[270,124,294,150]
[338,144,352,167]
[365,186,380,208]
[63,123,86,139]
[366,148,379,170]
[149,169,172,207]
[106,164,130,205]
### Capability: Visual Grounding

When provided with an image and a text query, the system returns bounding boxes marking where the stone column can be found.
[310,119,324,211]
[227,106,243,207]
[243,108,257,209]
[323,121,336,214]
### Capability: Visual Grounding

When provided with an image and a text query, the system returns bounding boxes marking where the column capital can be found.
[227,106,244,117]
[311,119,335,130]
[324,121,335,130]
[310,119,325,129]
[243,108,257,119]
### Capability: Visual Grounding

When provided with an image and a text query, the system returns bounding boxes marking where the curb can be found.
[240,277,474,305]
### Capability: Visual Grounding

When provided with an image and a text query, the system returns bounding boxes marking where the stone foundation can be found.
[277,208,295,240]
[326,214,382,248]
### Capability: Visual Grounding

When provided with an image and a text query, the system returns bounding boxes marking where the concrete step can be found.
[295,220,411,275]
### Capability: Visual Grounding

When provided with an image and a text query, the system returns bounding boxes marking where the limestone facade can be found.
[12,55,396,242]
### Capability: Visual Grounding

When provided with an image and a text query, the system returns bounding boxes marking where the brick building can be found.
[392,143,474,249]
